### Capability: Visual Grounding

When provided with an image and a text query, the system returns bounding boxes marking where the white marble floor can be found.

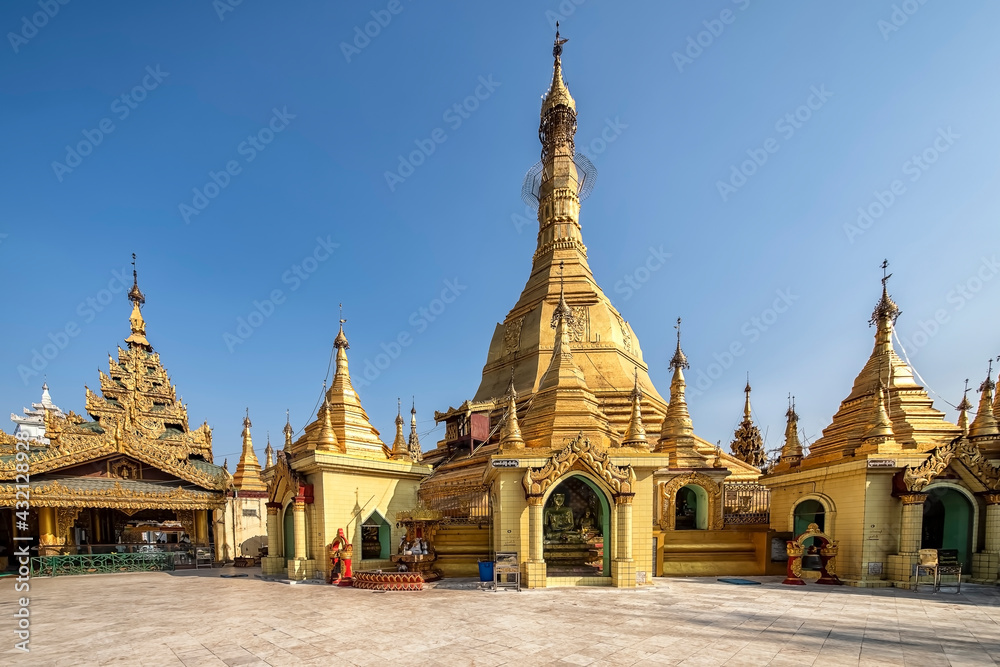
[2,569,998,666]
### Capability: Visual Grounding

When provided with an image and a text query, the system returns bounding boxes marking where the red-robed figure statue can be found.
[328,528,353,585]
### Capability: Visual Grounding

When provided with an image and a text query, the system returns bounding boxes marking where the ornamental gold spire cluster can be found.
[730,380,765,468]
[969,360,999,439]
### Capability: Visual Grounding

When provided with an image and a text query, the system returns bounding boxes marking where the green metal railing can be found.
[31,551,175,577]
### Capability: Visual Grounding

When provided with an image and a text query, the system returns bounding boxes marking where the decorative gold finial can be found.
[969,359,1000,438]
[669,317,689,370]
[283,409,293,449]
[550,261,575,329]
[243,407,251,430]
[542,23,575,116]
[128,253,145,307]
[554,21,568,59]
[334,303,350,349]
[870,259,900,327]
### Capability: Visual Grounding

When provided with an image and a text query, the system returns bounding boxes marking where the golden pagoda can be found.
[418,28,762,588]
[764,263,1000,587]
[261,316,431,581]
[0,258,228,560]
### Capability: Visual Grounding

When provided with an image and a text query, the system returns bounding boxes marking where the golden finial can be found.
[243,407,251,430]
[669,317,689,370]
[334,302,349,349]
[542,23,575,116]
[551,260,575,329]
[282,409,293,449]
[128,252,145,307]
[870,259,900,327]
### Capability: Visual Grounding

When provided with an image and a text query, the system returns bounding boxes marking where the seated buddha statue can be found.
[544,493,579,542]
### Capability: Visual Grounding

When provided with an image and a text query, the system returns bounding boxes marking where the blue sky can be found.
[2,1,998,465]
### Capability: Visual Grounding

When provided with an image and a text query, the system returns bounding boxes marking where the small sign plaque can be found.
[492,459,519,468]
[867,459,896,468]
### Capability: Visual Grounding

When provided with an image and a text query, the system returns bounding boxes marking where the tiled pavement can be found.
[2,569,999,666]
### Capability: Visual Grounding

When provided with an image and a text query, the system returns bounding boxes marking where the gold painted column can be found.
[898,493,926,554]
[195,510,209,546]
[38,507,57,555]
[292,500,307,560]
[524,496,547,588]
[612,494,636,588]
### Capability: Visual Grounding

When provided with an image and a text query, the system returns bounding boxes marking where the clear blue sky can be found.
[2,1,998,465]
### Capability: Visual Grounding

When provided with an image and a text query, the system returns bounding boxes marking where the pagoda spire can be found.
[621,369,649,449]
[282,409,293,450]
[232,408,266,492]
[969,359,999,438]
[322,309,391,456]
[408,399,422,461]
[869,259,900,355]
[500,371,525,450]
[124,253,151,351]
[957,380,973,436]
[776,396,803,468]
[538,264,588,392]
[534,23,585,268]
[656,318,695,454]
[858,366,898,454]
[730,378,765,468]
[390,398,408,460]
[264,432,274,469]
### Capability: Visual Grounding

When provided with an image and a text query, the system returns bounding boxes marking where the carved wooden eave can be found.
[522,432,635,499]
[0,479,225,511]
[901,436,1000,493]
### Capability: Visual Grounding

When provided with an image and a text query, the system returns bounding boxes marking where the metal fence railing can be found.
[722,482,770,526]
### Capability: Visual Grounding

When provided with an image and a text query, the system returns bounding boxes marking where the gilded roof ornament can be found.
[282,409,293,449]
[669,317,689,371]
[500,371,525,450]
[779,395,803,463]
[334,303,350,349]
[390,398,408,459]
[869,260,901,327]
[957,379,973,436]
[125,253,151,351]
[541,22,575,116]
[408,398,422,461]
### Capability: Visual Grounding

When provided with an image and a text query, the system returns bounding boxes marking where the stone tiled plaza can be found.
[3,569,999,666]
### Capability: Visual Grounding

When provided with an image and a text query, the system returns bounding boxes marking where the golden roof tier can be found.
[470,28,667,439]
[802,263,961,464]
[290,320,395,460]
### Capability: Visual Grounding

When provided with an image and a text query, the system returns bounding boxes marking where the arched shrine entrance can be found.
[542,474,611,576]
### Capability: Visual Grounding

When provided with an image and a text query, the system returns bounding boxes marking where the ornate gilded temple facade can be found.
[0,266,229,562]
[417,31,762,588]
[764,272,1000,587]
[260,322,432,581]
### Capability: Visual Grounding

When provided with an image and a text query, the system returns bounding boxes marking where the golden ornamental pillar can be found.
[195,509,209,546]
[292,500,307,560]
[898,493,926,554]
[38,507,58,555]
[265,502,282,558]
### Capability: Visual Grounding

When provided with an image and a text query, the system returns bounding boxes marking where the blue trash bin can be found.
[478,560,494,582]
